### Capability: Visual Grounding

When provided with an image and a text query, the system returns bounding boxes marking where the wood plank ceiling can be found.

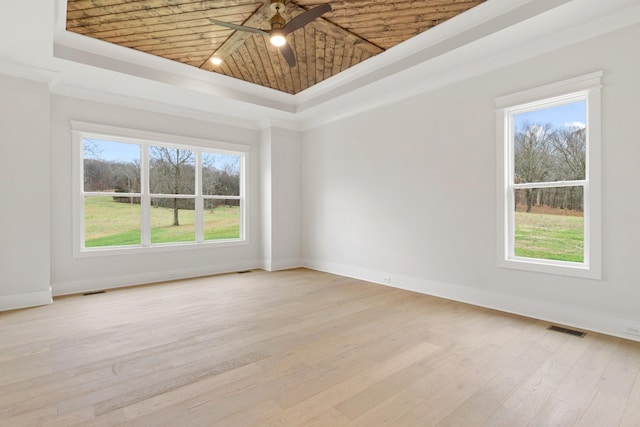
[66,0,487,94]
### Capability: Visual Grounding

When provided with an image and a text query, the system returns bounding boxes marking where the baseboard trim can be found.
[303,259,640,343]
[263,258,303,272]
[0,288,53,311]
[52,260,262,296]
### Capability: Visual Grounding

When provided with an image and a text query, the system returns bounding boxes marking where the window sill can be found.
[74,238,248,259]
[498,257,600,280]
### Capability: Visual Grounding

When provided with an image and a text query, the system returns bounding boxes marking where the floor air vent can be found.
[237,270,252,274]
[83,290,106,296]
[547,325,586,338]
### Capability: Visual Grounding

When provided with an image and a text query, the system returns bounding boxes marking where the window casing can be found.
[72,122,249,257]
[495,72,602,279]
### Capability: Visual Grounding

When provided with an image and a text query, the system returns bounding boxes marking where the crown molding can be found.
[3,0,638,132]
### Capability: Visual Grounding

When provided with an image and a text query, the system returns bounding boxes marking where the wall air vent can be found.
[547,325,586,338]
[83,290,106,296]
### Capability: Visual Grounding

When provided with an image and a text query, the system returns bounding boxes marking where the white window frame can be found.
[495,71,602,279]
[72,121,250,258]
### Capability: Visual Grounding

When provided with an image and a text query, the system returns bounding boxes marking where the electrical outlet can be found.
[383,276,391,284]
[625,326,640,336]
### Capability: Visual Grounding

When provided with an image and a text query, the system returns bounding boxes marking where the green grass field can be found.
[514,211,584,262]
[85,197,582,262]
[84,196,240,247]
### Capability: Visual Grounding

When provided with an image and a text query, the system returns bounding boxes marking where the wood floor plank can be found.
[573,389,627,427]
[264,375,373,426]
[1,268,639,426]
[119,361,264,420]
[273,355,376,409]
[483,335,588,425]
[341,359,472,425]
[527,397,583,427]
[336,352,437,420]
[214,399,283,427]
[621,370,640,427]
[436,327,562,426]
[411,365,495,425]
[345,389,425,427]
[92,350,271,416]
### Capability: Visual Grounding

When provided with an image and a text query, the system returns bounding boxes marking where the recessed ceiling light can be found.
[211,56,223,65]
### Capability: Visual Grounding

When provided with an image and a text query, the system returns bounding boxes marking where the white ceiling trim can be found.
[0,59,59,85]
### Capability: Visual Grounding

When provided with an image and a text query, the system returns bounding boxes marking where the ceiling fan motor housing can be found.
[270,0,287,30]
[270,11,286,29]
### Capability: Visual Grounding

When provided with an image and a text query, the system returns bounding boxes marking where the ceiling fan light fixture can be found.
[209,1,331,68]
[270,33,286,47]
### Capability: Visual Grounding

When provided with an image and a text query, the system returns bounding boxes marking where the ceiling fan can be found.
[210,0,332,67]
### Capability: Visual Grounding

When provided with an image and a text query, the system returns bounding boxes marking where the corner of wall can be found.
[1,288,53,311]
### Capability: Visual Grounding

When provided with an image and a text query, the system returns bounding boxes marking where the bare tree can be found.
[83,138,102,159]
[202,153,240,209]
[513,122,587,213]
[514,121,555,212]
[550,126,586,212]
[552,127,586,181]
[149,147,194,226]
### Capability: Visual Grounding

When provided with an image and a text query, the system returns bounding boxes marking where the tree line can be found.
[514,121,585,213]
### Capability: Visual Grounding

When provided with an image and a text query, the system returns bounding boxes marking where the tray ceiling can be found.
[65,0,486,94]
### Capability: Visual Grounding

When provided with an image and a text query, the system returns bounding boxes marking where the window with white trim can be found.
[496,72,602,279]
[72,122,248,256]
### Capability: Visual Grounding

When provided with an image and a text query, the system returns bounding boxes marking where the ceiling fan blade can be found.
[278,43,296,67]
[209,18,269,36]
[282,3,331,35]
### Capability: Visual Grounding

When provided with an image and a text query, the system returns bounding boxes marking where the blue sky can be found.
[84,138,140,162]
[514,100,586,129]
[83,138,240,171]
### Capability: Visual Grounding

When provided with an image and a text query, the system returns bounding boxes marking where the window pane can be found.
[513,100,586,183]
[514,186,584,262]
[150,197,195,244]
[202,152,241,196]
[83,139,141,192]
[203,199,241,240]
[149,146,195,195]
[84,196,141,247]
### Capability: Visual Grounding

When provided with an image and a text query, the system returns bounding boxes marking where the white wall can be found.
[260,127,273,269]
[302,25,640,340]
[0,75,52,310]
[49,95,264,295]
[270,127,302,269]
[0,83,304,305]
[260,126,303,271]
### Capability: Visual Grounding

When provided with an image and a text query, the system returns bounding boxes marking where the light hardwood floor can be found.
[1,268,640,426]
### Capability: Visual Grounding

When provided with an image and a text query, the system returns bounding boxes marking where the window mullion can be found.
[141,143,151,246]
[195,150,203,243]
[513,180,586,189]
[240,154,246,240]
[582,180,590,266]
